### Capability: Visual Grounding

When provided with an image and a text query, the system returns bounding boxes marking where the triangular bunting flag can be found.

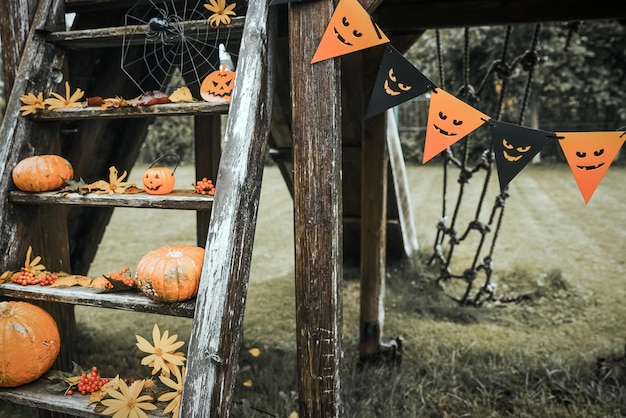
[557,131,626,204]
[311,0,389,64]
[365,45,436,118]
[490,120,553,191]
[422,88,490,163]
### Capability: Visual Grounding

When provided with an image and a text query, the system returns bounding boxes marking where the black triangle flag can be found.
[366,44,436,119]
[490,120,553,190]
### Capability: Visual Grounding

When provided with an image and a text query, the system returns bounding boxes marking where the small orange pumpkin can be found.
[135,245,205,302]
[12,154,73,192]
[0,301,61,387]
[142,155,178,195]
[200,65,236,102]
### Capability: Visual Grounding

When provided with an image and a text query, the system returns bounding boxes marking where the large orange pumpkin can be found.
[135,245,205,302]
[0,301,61,387]
[12,154,73,192]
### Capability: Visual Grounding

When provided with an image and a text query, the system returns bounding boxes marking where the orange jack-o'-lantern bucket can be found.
[142,154,179,195]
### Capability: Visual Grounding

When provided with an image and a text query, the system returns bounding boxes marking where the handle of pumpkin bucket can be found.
[149,154,180,174]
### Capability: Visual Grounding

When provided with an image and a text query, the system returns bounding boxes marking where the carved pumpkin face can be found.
[200,67,235,102]
[384,68,412,96]
[502,138,532,162]
[574,147,606,170]
[143,167,175,195]
[432,110,463,138]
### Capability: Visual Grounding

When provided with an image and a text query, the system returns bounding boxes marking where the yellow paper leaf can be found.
[101,376,120,394]
[77,276,94,287]
[169,86,194,103]
[30,255,42,266]
[89,389,106,405]
[0,270,14,284]
[50,276,81,287]
[89,276,112,289]
[64,376,82,386]
[49,275,92,288]
[248,348,261,358]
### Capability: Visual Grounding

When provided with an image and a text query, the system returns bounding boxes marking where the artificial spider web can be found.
[121,0,239,97]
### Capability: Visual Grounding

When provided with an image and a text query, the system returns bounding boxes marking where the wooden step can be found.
[0,378,165,418]
[28,101,229,121]
[10,190,214,210]
[47,17,245,49]
[0,282,195,317]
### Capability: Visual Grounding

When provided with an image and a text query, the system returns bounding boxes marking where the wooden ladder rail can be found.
[180,0,276,416]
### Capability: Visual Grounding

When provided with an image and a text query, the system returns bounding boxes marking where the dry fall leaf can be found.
[0,270,14,284]
[50,275,96,288]
[169,86,194,103]
[87,166,138,195]
[128,90,171,106]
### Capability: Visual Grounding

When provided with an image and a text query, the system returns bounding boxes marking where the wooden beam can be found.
[373,0,626,33]
[290,0,343,416]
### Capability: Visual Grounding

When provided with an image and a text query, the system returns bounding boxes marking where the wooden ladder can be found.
[0,0,275,416]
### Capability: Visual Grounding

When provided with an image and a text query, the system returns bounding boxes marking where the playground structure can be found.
[1,1,625,417]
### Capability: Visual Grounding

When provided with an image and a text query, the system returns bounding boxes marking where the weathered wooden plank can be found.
[0,379,165,418]
[10,190,214,210]
[290,1,343,417]
[29,101,229,120]
[373,0,626,32]
[181,1,275,416]
[0,0,37,96]
[0,282,195,317]
[46,17,245,49]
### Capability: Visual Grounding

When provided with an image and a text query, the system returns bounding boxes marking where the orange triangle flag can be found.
[422,88,490,163]
[557,131,625,204]
[311,0,389,64]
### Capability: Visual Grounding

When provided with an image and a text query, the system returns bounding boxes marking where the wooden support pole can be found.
[194,115,221,247]
[290,2,343,416]
[359,112,388,362]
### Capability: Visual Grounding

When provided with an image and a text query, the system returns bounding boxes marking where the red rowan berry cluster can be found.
[12,269,57,286]
[194,177,215,196]
[76,366,109,395]
[107,266,135,287]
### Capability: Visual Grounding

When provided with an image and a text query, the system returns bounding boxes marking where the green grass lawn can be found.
[3,161,626,417]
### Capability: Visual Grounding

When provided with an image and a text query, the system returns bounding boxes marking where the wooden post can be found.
[359,111,388,362]
[290,1,343,416]
[194,115,222,247]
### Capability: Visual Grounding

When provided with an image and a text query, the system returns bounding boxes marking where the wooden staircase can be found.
[0,0,274,416]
